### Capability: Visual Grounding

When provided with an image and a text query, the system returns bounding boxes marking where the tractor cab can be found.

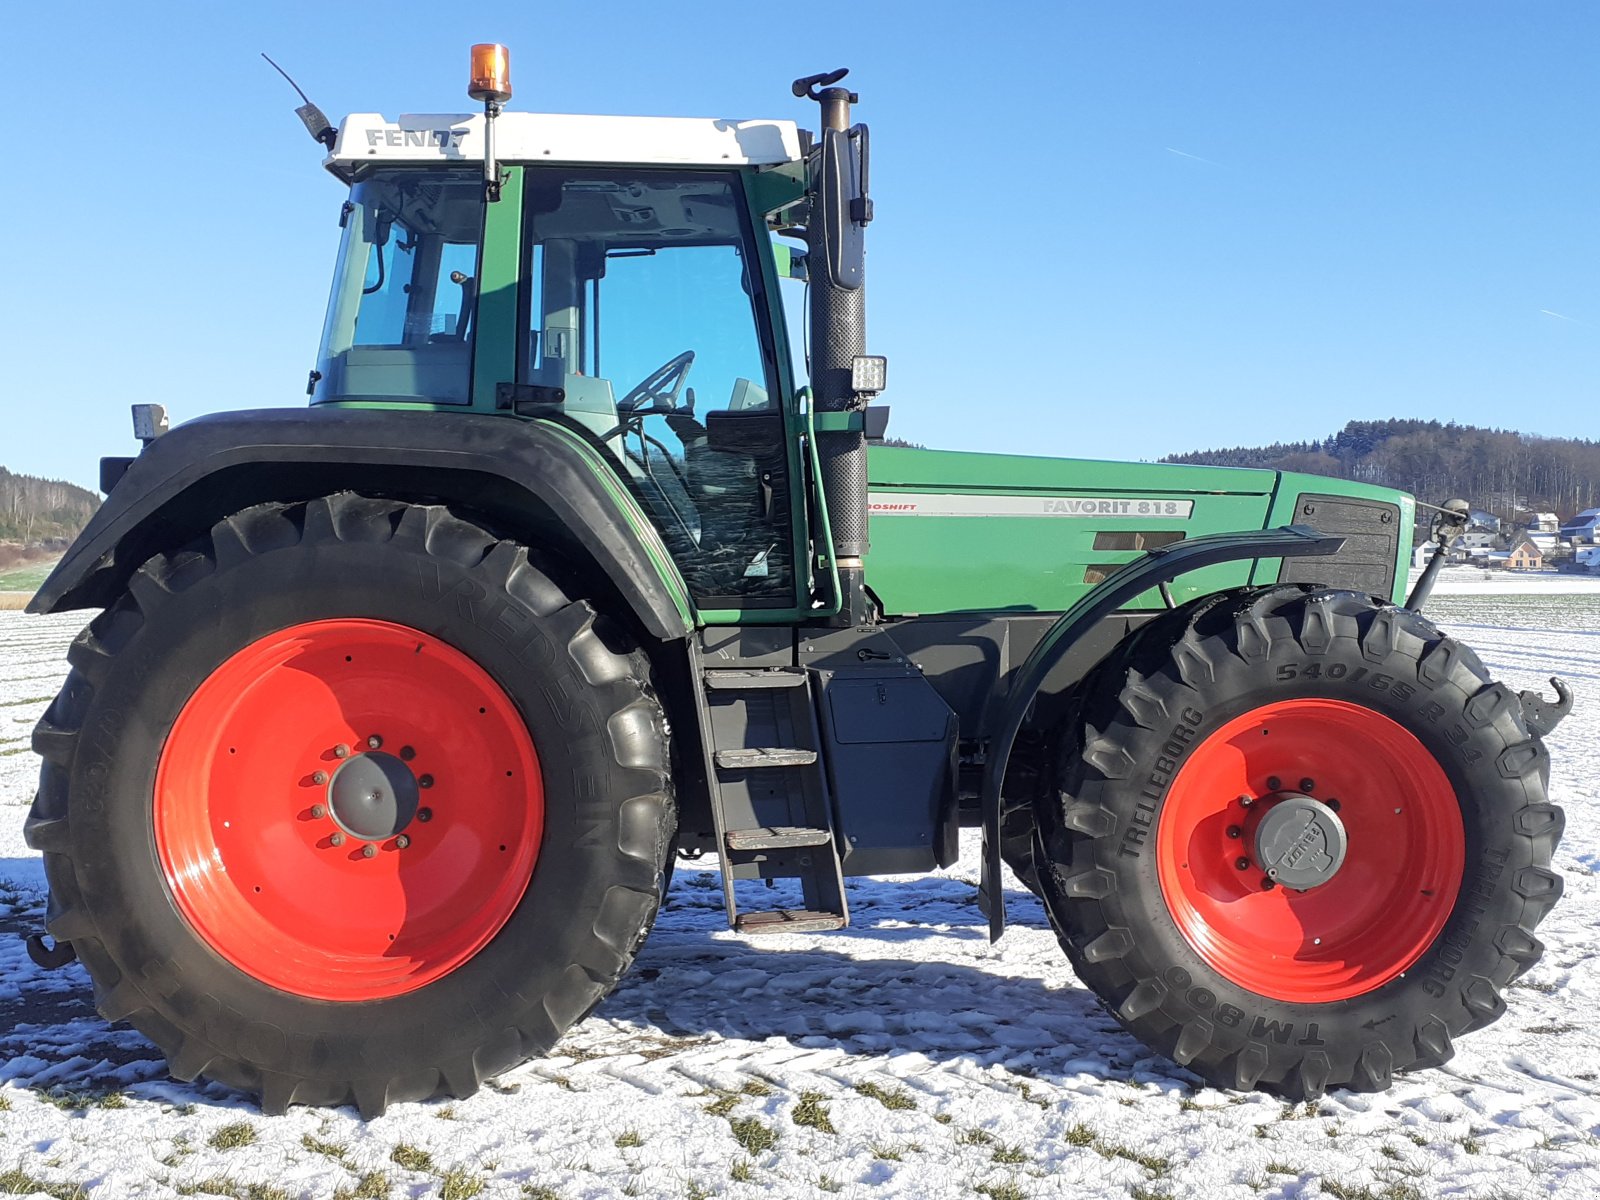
[312,113,815,609]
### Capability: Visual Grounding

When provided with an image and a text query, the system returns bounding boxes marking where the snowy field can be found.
[0,581,1598,1199]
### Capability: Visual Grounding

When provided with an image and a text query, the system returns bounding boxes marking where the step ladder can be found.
[692,659,849,934]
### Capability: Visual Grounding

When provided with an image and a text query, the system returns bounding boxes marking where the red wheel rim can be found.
[1156,699,1464,1002]
[155,619,543,1001]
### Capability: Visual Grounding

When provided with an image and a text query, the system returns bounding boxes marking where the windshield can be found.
[313,168,484,405]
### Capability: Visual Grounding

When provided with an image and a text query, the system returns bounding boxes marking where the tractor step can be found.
[726,826,833,851]
[714,747,818,770]
[691,646,849,934]
[703,668,809,690]
[735,909,848,935]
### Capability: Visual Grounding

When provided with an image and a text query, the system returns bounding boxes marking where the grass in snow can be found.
[331,1174,390,1200]
[729,1116,777,1155]
[174,1181,290,1200]
[389,1144,433,1172]
[0,1166,88,1200]
[300,1134,349,1166]
[854,1080,917,1111]
[1058,1123,1169,1174]
[205,1122,257,1151]
[790,1091,834,1134]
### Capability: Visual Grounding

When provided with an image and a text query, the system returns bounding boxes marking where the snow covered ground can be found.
[0,586,1597,1200]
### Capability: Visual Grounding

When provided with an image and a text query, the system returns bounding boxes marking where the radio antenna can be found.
[262,53,338,151]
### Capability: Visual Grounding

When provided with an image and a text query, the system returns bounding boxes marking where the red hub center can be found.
[154,619,544,1000]
[1155,699,1464,1002]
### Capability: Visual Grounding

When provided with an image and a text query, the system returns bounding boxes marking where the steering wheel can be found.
[616,350,695,414]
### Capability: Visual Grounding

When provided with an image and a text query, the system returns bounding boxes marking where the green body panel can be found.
[865,446,1413,617]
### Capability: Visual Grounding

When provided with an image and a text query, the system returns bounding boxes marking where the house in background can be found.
[1527,531,1560,558]
[1503,536,1544,571]
[1560,507,1600,545]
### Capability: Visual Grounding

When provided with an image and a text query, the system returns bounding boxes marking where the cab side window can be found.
[520,171,793,605]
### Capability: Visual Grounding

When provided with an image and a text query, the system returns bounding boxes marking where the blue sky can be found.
[1,2,1594,488]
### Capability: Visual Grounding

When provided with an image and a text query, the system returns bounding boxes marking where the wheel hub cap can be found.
[1154,698,1465,1002]
[1253,793,1347,889]
[327,751,420,841]
[153,618,544,1001]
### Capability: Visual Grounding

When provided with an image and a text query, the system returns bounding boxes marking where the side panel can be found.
[866,447,1420,616]
[32,408,694,641]
[865,446,1275,615]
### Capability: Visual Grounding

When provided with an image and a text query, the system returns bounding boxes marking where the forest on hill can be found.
[1164,420,1600,520]
[0,466,100,553]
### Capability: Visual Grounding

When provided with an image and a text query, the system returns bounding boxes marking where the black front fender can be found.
[978,524,1345,940]
[31,408,695,642]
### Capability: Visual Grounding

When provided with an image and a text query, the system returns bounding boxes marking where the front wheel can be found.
[27,495,676,1115]
[1035,586,1564,1097]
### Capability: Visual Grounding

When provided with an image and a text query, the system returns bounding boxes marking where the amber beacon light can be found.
[469,44,512,104]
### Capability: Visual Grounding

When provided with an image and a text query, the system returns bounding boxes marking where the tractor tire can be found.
[1034,585,1563,1098]
[25,494,676,1116]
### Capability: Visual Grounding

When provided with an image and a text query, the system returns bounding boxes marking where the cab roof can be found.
[325,112,803,181]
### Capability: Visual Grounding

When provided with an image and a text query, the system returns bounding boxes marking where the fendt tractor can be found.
[23,48,1571,1116]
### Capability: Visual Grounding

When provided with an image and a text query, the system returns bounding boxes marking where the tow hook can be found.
[24,934,77,970]
[1518,677,1574,739]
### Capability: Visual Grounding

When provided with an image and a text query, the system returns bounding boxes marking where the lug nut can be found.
[1266,776,1281,791]
[1327,798,1340,812]
[1237,794,1254,808]
[1226,825,1242,839]
[1235,857,1251,871]
[310,804,327,819]
[419,774,434,789]
[1300,777,1315,793]
[394,834,410,849]
[330,832,345,847]
[400,745,416,762]
[312,771,328,785]
[1261,878,1276,890]
[362,844,376,859]
[416,808,432,823]
[334,744,351,759]
[368,734,383,750]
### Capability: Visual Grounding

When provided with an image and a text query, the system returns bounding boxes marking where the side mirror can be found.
[817,126,869,290]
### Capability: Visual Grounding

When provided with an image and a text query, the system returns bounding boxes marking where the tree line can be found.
[1164,420,1600,521]
[0,466,100,546]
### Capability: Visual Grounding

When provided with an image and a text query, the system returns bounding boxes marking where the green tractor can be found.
[24,49,1568,1115]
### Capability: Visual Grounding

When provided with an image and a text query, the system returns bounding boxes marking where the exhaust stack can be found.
[795,70,874,625]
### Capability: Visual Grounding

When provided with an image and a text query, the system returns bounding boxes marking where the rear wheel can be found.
[1035,586,1563,1097]
[27,494,676,1115]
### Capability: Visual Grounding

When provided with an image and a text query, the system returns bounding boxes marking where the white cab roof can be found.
[326,112,802,179]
